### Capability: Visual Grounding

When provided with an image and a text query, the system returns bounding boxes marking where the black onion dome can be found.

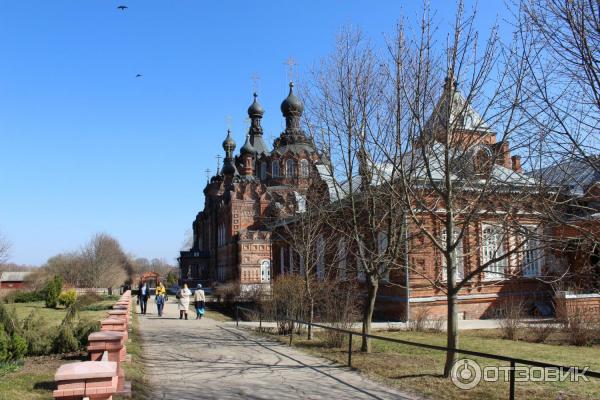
[247,92,264,118]
[222,129,236,153]
[240,134,256,155]
[280,81,304,117]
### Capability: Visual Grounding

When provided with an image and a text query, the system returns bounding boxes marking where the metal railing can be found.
[235,305,600,400]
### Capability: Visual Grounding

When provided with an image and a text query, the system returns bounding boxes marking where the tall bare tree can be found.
[381,2,549,375]
[516,0,600,289]
[307,28,411,352]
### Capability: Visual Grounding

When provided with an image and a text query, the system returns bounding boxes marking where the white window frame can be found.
[481,224,507,280]
[286,159,295,177]
[440,230,464,281]
[522,225,543,277]
[260,259,271,283]
[316,235,325,280]
[300,159,310,177]
[338,239,347,280]
[357,240,366,282]
[377,232,390,281]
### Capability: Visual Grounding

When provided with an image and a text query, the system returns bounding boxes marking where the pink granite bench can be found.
[53,360,118,400]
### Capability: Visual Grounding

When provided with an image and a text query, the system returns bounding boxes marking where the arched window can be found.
[286,159,296,177]
[300,159,309,177]
[272,160,280,177]
[260,161,267,180]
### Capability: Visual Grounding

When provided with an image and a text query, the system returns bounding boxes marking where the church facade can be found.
[179,80,595,320]
[179,83,327,292]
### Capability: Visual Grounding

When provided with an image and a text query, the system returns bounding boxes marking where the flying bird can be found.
[117,5,128,11]
[135,74,143,78]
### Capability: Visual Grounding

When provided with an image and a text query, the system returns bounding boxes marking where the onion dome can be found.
[280,81,304,117]
[247,92,264,118]
[240,134,256,155]
[222,129,236,156]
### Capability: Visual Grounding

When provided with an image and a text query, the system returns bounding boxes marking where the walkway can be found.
[137,300,417,400]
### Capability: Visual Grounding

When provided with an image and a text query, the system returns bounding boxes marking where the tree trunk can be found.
[361,276,378,352]
[443,290,459,377]
[308,297,314,340]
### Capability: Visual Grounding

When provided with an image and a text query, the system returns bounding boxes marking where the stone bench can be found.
[53,360,118,400]
[106,309,129,324]
[87,332,131,396]
[100,318,128,343]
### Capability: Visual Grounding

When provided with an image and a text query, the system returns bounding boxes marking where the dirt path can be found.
[137,300,416,400]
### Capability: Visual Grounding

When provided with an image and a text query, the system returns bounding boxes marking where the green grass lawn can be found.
[11,300,115,326]
[262,328,600,400]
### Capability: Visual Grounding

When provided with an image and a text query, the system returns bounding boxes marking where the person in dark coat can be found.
[137,281,149,315]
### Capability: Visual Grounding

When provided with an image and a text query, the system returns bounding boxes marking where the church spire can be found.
[221,130,237,176]
[246,92,270,156]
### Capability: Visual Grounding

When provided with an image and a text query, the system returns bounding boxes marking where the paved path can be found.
[137,300,417,400]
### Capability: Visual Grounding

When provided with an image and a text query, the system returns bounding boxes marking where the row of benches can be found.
[53,290,133,400]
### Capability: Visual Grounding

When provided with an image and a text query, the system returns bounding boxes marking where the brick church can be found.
[180,80,598,320]
[179,82,327,292]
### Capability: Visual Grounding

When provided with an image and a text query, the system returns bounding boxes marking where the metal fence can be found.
[235,305,600,400]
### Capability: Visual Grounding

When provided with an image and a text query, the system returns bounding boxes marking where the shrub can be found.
[44,276,63,309]
[0,326,9,362]
[2,290,44,304]
[58,289,77,308]
[261,275,306,335]
[562,307,599,346]
[526,322,556,343]
[53,325,79,354]
[214,282,240,306]
[498,299,524,341]
[0,303,20,337]
[9,335,27,360]
[76,293,102,307]
[21,311,53,356]
[409,307,432,332]
[315,280,361,348]
[74,319,100,349]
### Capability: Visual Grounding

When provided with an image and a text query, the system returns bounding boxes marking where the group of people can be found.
[137,281,206,319]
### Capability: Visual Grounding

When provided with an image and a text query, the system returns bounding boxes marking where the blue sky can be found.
[0,0,511,265]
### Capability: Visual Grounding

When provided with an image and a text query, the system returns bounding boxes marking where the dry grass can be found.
[260,328,600,400]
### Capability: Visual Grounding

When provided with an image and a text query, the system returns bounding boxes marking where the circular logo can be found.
[451,358,482,390]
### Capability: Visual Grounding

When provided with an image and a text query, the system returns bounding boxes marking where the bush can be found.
[21,311,53,356]
[315,280,361,348]
[0,303,20,337]
[498,299,524,341]
[3,290,44,304]
[53,325,79,354]
[261,275,306,335]
[9,335,27,360]
[44,276,63,309]
[0,326,9,362]
[76,293,102,307]
[58,289,77,308]
[526,322,555,343]
[214,282,240,306]
[74,319,100,349]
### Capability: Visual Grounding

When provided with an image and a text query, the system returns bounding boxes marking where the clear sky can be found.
[0,0,511,266]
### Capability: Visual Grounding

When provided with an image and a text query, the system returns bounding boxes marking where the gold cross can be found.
[225,115,233,130]
[284,56,298,82]
[205,168,211,181]
[216,155,222,171]
[251,73,260,92]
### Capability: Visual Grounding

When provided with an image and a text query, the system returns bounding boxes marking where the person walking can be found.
[155,281,166,317]
[137,281,149,315]
[194,284,206,320]
[177,283,192,320]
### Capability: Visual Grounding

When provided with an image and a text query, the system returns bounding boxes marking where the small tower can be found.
[240,134,256,176]
[247,93,270,156]
[221,129,237,177]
